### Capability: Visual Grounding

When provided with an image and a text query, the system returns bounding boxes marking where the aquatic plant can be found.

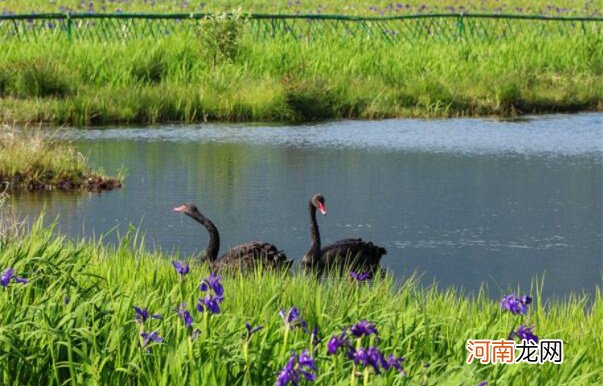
[350,320,378,338]
[500,293,532,315]
[199,273,224,296]
[327,330,350,355]
[140,331,164,349]
[350,272,371,283]
[510,325,539,343]
[197,273,224,314]
[0,267,28,287]
[244,322,263,337]
[133,306,162,324]
[196,294,223,314]
[177,303,193,328]
[172,260,190,277]
[280,306,308,332]
[276,350,317,386]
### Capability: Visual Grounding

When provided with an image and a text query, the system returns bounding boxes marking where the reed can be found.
[0,125,122,190]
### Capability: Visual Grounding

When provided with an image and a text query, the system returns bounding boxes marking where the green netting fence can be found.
[0,13,601,44]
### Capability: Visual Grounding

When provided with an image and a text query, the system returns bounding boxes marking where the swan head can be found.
[173,203,201,217]
[311,194,327,215]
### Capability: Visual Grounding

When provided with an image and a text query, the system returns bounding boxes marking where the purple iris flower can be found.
[510,325,539,343]
[133,306,162,324]
[172,260,190,277]
[366,347,388,373]
[349,346,394,374]
[1,268,28,287]
[140,331,163,347]
[279,307,308,332]
[350,271,371,283]
[277,354,298,386]
[387,355,406,375]
[350,346,368,365]
[196,294,223,314]
[327,329,349,355]
[477,382,489,386]
[200,273,224,296]
[245,322,263,336]
[350,320,378,338]
[500,294,532,315]
[276,350,317,386]
[177,303,193,327]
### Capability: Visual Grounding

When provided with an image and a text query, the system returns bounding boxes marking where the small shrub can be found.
[198,9,247,66]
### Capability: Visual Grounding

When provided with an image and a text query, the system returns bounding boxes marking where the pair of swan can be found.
[174,194,387,274]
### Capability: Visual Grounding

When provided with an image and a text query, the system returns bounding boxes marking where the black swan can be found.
[174,203,292,272]
[301,194,387,274]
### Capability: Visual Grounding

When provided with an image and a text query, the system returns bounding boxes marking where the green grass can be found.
[0,219,601,385]
[0,0,599,16]
[0,25,601,125]
[0,126,122,190]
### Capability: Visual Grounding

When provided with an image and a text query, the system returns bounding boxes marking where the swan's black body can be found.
[301,194,387,274]
[174,204,291,273]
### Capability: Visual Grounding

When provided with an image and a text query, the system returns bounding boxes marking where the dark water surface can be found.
[10,114,603,299]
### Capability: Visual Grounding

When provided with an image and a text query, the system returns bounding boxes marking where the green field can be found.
[0,219,601,385]
[0,0,599,16]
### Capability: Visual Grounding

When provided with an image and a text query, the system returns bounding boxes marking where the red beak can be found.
[173,205,187,212]
[318,202,327,215]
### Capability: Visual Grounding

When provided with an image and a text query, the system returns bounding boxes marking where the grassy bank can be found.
[0,26,601,125]
[0,126,122,191]
[0,220,602,385]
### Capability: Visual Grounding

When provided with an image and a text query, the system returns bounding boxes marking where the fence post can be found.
[65,13,72,41]
[457,12,465,39]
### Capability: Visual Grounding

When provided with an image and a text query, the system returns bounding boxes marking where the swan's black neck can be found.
[305,200,321,264]
[188,211,220,262]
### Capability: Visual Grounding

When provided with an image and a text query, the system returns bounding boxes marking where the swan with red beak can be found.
[302,193,386,275]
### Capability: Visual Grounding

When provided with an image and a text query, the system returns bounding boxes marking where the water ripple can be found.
[56,113,603,158]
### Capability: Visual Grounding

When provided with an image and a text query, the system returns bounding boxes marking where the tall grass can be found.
[0,219,601,385]
[0,125,122,190]
[0,26,600,125]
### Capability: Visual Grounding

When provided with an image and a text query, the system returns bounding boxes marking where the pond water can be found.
[9,113,603,299]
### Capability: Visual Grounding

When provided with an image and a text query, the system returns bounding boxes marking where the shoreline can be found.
[2,98,600,127]
[0,101,603,128]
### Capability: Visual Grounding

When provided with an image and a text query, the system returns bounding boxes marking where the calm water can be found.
[9,114,603,299]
